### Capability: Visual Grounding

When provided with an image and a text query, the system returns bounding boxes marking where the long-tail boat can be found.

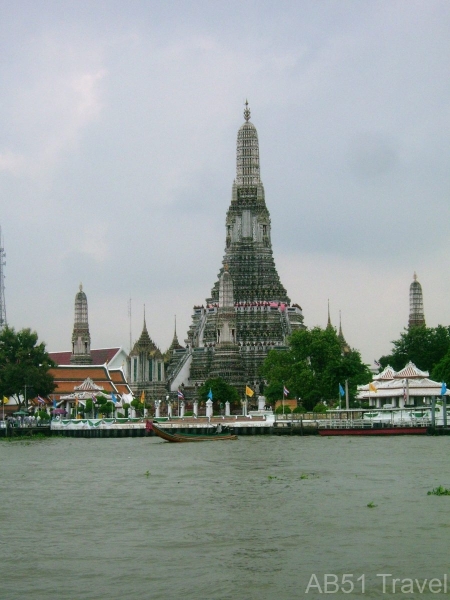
[151,421,237,443]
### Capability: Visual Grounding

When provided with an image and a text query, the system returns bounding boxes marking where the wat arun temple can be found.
[166,103,305,397]
[52,104,306,404]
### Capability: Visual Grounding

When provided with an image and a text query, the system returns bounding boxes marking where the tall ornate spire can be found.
[70,284,92,364]
[326,299,333,330]
[236,100,261,186]
[408,272,425,328]
[169,315,183,351]
[178,103,305,395]
[211,103,289,304]
[137,306,153,346]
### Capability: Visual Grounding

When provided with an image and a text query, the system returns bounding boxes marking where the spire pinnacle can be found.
[326,299,333,331]
[244,99,251,122]
[409,272,425,328]
[236,101,260,186]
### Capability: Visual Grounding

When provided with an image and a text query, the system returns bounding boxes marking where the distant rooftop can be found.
[49,348,121,366]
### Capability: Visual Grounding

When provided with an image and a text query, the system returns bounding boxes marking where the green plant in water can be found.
[367,501,377,508]
[268,475,277,480]
[300,473,309,479]
[427,486,450,496]
[145,471,150,477]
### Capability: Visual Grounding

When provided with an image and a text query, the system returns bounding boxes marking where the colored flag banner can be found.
[369,383,377,393]
[140,391,145,403]
[339,384,345,397]
[37,396,46,404]
[245,385,254,397]
[2,396,9,405]
[177,389,185,399]
[441,382,447,396]
[111,393,117,404]
[53,399,57,408]
[207,388,213,400]
[283,386,289,397]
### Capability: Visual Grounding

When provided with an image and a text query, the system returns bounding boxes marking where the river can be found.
[1,435,449,599]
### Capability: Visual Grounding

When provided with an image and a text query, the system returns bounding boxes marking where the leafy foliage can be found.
[275,404,292,414]
[427,486,450,496]
[378,325,450,373]
[261,327,371,411]
[197,378,240,407]
[431,350,450,386]
[130,398,144,416]
[0,326,55,408]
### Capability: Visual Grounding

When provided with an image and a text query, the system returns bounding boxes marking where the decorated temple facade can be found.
[127,314,166,402]
[167,104,305,396]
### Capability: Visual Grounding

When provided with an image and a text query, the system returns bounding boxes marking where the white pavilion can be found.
[358,361,448,408]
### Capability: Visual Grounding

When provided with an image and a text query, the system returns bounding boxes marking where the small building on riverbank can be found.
[357,362,447,408]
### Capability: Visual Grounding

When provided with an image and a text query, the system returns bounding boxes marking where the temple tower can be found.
[408,272,425,328]
[168,103,305,395]
[70,284,92,364]
[128,310,166,400]
[0,227,6,332]
[209,101,289,303]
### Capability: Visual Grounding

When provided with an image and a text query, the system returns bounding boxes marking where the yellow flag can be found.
[2,396,8,405]
[75,396,79,406]
[245,385,254,397]
[369,383,377,393]
[140,390,145,403]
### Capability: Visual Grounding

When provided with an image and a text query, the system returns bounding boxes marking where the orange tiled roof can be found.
[49,364,132,398]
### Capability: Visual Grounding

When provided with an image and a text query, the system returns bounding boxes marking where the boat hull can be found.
[152,422,238,443]
[318,427,428,436]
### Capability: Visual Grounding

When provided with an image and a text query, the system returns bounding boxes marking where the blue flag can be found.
[339,383,345,397]
[111,393,117,404]
[441,382,447,396]
[207,388,213,400]
[53,399,57,408]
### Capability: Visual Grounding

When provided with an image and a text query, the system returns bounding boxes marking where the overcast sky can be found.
[1,0,450,366]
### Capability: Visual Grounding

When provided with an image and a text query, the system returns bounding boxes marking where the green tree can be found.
[197,378,240,410]
[378,325,450,373]
[431,349,450,386]
[0,326,55,409]
[261,327,371,411]
[85,399,94,417]
[130,398,144,416]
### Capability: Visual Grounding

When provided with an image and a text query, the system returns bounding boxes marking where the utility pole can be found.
[128,298,132,352]
[0,226,6,331]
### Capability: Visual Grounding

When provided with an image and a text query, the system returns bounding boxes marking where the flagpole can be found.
[442,384,447,428]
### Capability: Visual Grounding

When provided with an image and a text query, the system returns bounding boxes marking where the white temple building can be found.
[358,362,448,408]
